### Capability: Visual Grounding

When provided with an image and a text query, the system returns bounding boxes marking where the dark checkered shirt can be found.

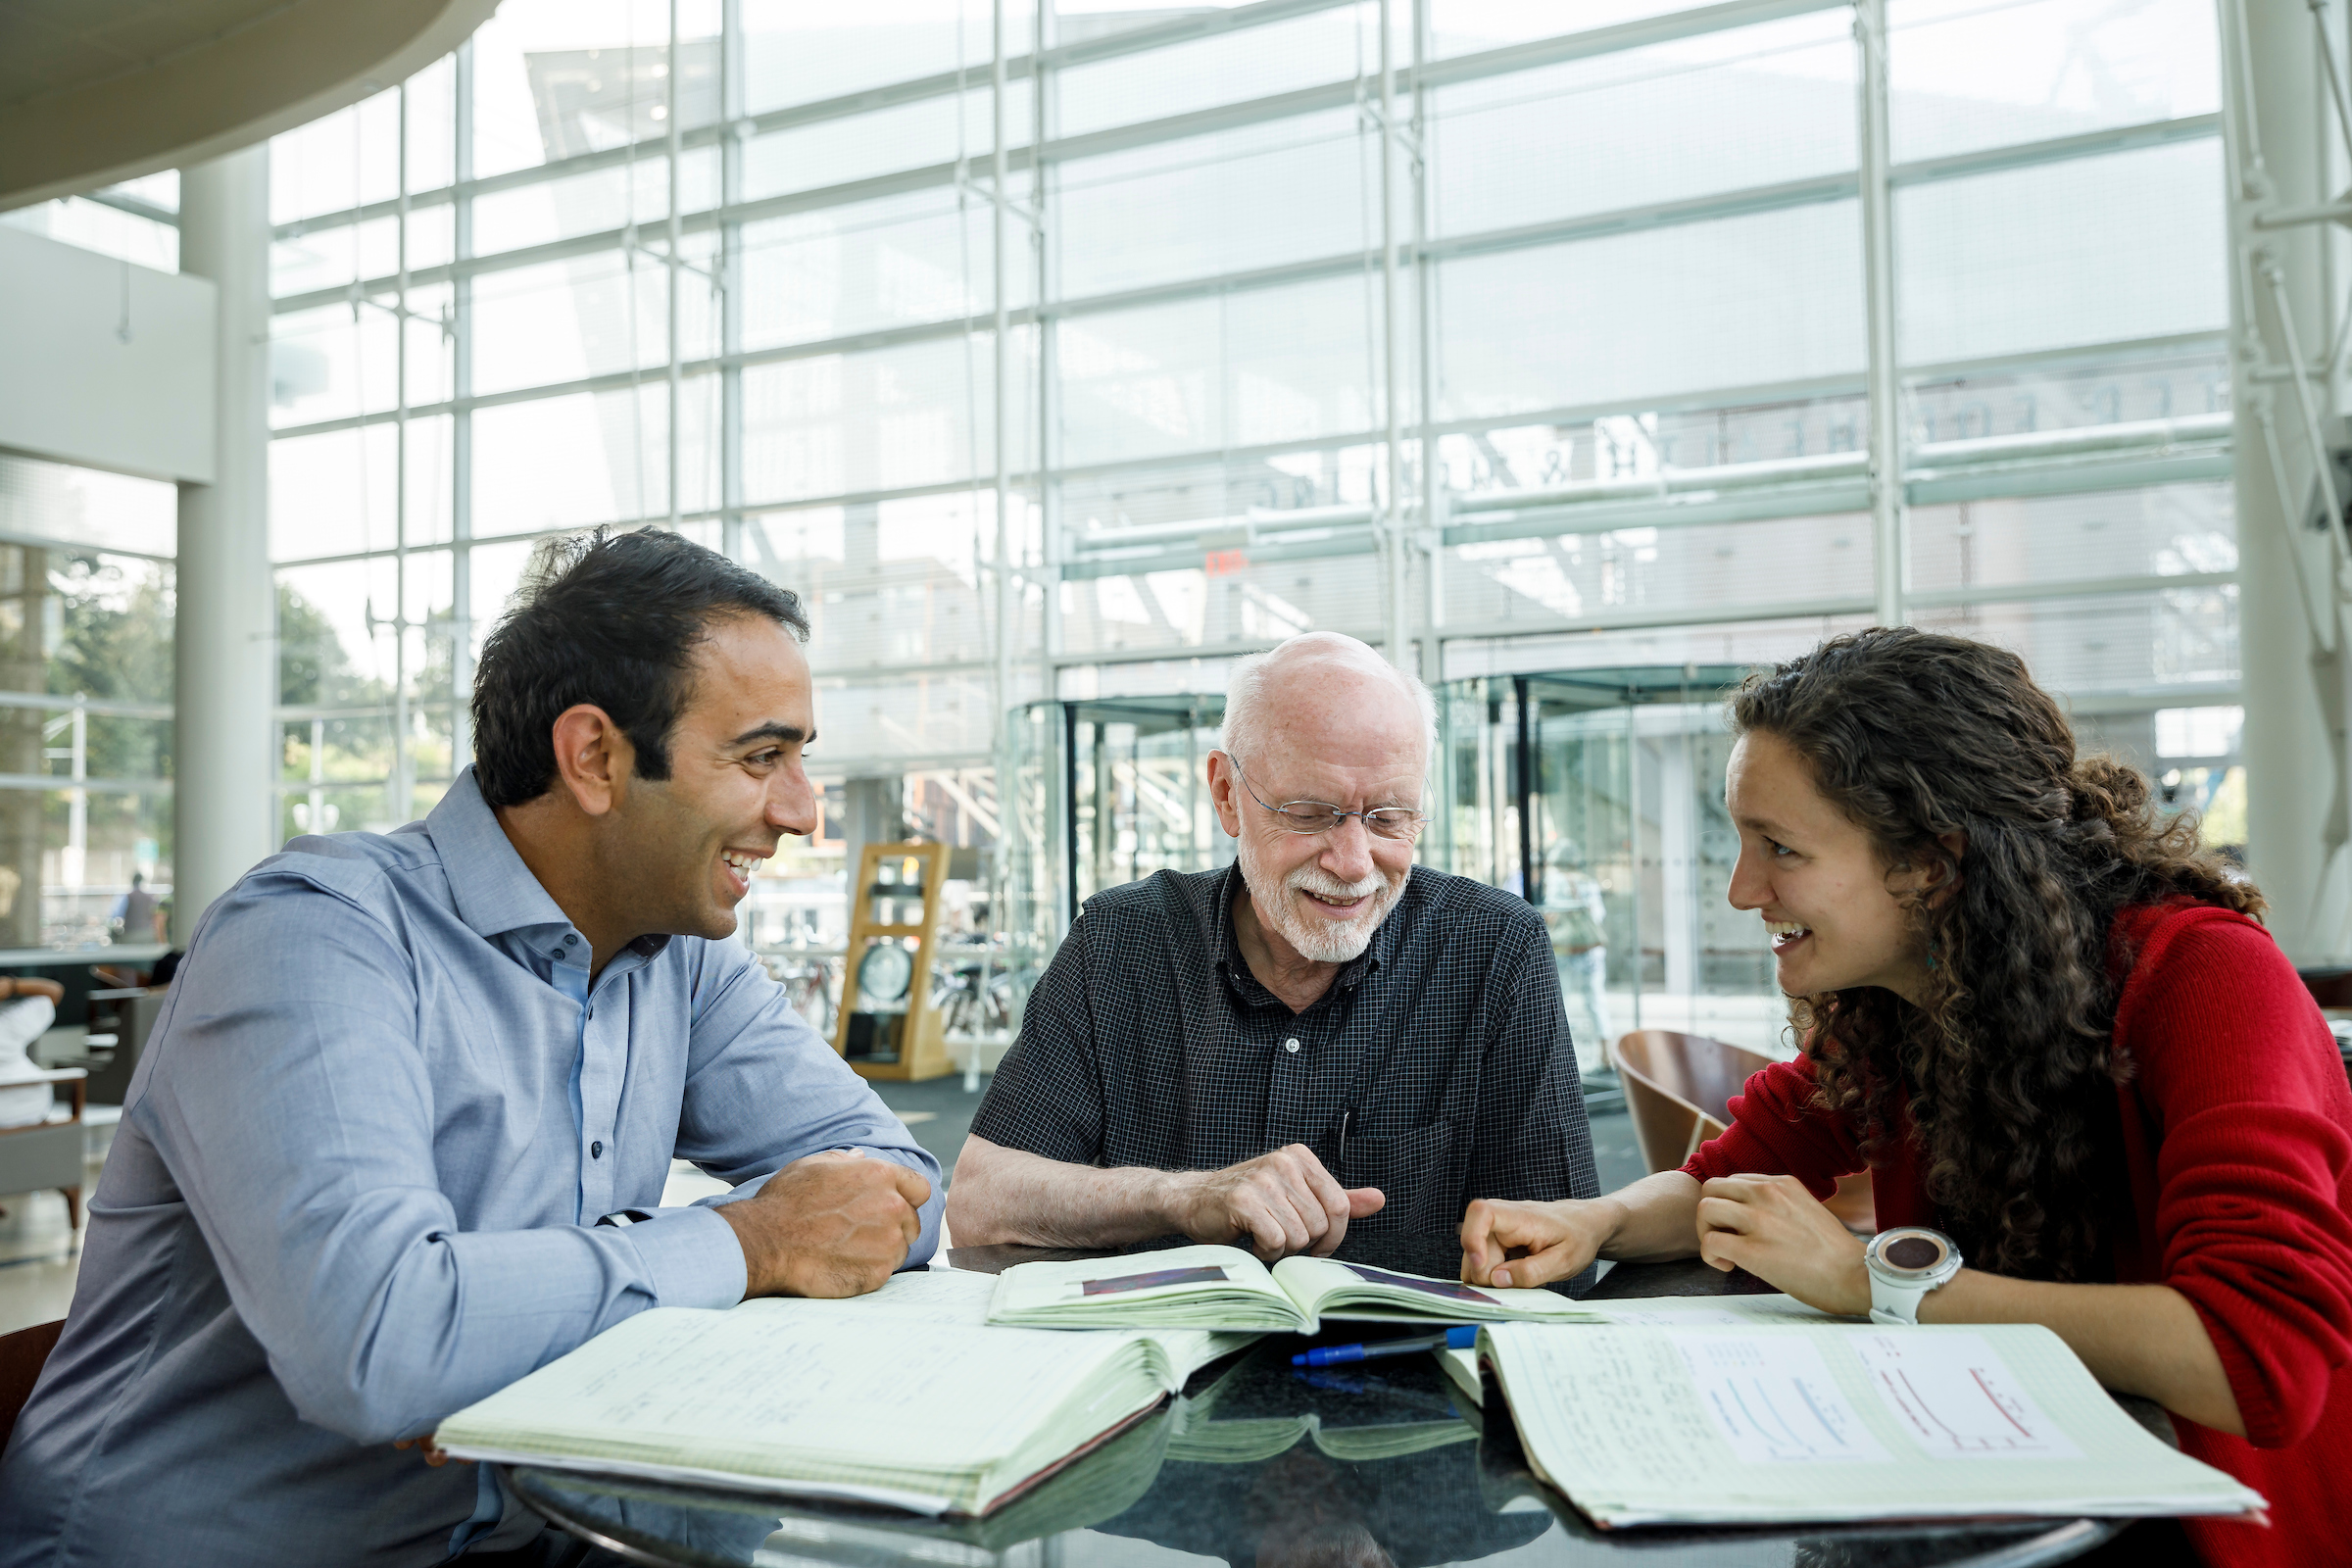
[971,861,1599,1283]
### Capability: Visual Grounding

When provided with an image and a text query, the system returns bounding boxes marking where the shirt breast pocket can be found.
[1335,1118,1455,1241]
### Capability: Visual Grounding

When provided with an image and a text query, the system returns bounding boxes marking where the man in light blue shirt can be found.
[0,530,941,1566]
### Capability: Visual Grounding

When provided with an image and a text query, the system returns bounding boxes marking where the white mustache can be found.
[1288,866,1386,904]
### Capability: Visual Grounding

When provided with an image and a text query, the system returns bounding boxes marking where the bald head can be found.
[1221,633,1434,787]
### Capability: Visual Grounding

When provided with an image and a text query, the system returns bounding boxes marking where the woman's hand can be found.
[1694,1174,1870,1316]
[1459,1196,1621,1288]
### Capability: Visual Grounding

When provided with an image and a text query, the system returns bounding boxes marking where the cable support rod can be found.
[2308,0,2352,167]
[617,236,719,282]
[952,170,1039,227]
[1351,96,1424,164]
[2252,200,2352,229]
[2256,246,2347,541]
[343,290,457,336]
[2248,389,2341,651]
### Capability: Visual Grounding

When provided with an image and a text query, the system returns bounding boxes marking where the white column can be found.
[174,146,279,945]
[1378,0,1409,669]
[2228,0,2350,962]
[993,0,1014,752]
[1856,0,1905,626]
[1657,725,1695,1021]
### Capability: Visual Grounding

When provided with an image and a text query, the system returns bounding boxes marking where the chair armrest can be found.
[4,1066,86,1123]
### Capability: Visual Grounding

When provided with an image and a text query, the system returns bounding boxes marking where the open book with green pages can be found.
[493,1391,1188,1554]
[434,1267,1258,1516]
[988,1244,1601,1332]
[1479,1321,2265,1529]
[1168,1410,1477,1466]
[1167,1345,1478,1465]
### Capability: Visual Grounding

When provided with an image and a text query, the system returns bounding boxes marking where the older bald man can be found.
[950,633,1598,1284]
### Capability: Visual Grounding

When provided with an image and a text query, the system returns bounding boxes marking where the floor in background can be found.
[868,1073,994,1182]
[1588,1102,1647,1193]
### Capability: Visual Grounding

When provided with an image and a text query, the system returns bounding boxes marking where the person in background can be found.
[950,631,1599,1283]
[107,871,160,946]
[0,975,67,1131]
[1457,627,2352,1568]
[0,528,942,1568]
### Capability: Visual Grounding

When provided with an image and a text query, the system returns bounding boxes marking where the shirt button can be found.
[1284,1038,1300,1054]
[591,1141,604,1158]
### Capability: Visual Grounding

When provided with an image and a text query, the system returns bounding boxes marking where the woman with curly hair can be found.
[1457,626,2352,1568]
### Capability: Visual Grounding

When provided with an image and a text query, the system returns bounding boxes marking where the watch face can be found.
[1870,1228,1956,1277]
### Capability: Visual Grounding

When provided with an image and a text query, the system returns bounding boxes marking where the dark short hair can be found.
[470,528,810,808]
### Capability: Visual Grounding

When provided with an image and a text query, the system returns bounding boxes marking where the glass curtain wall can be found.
[256,0,2240,975]
[0,456,178,956]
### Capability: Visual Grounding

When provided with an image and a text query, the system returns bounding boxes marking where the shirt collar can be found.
[427,767,662,963]
[1213,859,1399,1004]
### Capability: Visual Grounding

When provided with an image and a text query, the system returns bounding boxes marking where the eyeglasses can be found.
[1226,756,1428,841]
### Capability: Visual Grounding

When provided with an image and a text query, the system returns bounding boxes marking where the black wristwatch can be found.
[594,1208,659,1228]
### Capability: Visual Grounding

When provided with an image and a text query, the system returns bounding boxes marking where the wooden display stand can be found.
[833,841,956,1082]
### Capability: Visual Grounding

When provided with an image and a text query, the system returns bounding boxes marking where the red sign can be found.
[1203,549,1250,576]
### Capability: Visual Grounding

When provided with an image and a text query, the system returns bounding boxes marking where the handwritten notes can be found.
[1856,1332,2082,1459]
[1480,1321,2264,1528]
[1675,1333,1891,1464]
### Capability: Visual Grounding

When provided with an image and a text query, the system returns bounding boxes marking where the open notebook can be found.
[434,1268,1256,1516]
[1437,1291,1842,1405]
[493,1385,1191,1553]
[989,1244,1600,1332]
[1481,1321,2265,1528]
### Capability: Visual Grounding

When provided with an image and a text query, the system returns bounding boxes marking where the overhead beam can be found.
[0,0,500,210]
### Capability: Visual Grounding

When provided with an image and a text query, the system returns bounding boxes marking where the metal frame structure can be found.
[2221,0,2352,961]
[231,0,2248,800]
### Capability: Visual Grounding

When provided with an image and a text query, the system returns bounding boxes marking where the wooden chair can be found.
[1610,1029,1875,1234]
[0,1318,64,1453]
[0,1066,86,1230]
[1612,1030,1770,1171]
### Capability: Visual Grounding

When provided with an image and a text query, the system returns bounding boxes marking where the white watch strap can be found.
[1869,1276,1933,1325]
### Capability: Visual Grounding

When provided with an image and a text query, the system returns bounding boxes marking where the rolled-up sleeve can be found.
[138,876,746,1446]
[674,940,946,1265]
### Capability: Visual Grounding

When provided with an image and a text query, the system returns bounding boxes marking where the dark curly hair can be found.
[1731,627,2262,1280]
[471,527,808,808]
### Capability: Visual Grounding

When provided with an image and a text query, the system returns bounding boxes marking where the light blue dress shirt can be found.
[0,769,943,1567]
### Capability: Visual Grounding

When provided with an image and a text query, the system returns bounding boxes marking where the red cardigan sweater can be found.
[1681,902,2352,1568]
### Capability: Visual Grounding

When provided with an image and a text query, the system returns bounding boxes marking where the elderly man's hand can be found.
[1165,1145,1384,1260]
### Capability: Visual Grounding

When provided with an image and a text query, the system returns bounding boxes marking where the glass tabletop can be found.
[503,1251,2127,1568]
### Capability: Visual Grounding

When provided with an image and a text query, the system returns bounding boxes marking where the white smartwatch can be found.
[1865,1227,1962,1325]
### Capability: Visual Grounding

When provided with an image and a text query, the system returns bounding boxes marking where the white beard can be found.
[1236,833,1407,963]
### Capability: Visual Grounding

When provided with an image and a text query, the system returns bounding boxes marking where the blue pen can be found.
[1292,1325,1479,1367]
